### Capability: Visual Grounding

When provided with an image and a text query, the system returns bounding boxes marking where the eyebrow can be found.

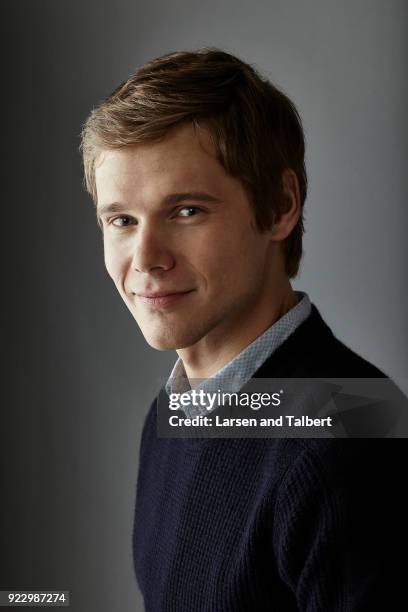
[96,191,222,220]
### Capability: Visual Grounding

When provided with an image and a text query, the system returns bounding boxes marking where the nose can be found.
[131,223,175,273]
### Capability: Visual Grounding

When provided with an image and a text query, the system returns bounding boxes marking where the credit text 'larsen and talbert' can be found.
[168,415,333,427]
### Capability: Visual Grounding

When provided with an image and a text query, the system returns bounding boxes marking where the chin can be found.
[141,326,202,351]
[145,337,178,351]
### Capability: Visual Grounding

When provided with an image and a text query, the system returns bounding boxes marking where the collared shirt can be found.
[165,291,311,417]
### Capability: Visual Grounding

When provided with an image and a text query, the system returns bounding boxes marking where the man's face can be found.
[95,123,278,351]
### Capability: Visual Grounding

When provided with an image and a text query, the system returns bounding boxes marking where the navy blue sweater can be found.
[133,305,407,611]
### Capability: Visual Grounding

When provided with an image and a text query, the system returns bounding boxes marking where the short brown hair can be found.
[80,48,307,277]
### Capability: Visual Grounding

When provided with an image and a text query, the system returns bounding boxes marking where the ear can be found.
[269,169,301,241]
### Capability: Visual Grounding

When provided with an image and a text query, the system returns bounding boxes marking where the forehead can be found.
[94,123,239,205]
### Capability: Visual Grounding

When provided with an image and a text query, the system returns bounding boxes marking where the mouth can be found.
[135,290,195,309]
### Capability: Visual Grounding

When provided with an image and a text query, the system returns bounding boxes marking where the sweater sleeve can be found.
[272,440,407,612]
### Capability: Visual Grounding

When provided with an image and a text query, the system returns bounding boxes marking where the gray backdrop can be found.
[2,1,407,611]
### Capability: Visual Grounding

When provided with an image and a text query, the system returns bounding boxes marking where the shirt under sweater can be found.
[165,291,311,417]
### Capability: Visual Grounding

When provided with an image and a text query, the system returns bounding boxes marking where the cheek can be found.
[221,232,268,289]
[103,242,127,285]
[207,222,262,266]
[188,229,257,291]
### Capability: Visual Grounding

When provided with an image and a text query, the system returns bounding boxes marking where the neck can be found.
[177,280,297,381]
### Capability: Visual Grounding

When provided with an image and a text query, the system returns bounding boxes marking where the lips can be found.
[135,290,194,308]
[137,291,190,298]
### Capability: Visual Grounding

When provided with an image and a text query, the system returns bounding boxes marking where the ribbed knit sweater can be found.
[133,304,407,611]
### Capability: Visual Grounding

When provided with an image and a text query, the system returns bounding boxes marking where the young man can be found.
[81,49,406,611]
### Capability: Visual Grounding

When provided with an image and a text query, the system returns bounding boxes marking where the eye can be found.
[110,215,135,227]
[177,206,202,217]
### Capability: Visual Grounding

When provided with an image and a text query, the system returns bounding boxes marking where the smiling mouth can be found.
[136,290,194,309]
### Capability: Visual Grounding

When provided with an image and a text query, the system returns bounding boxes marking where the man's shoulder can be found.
[256,303,387,378]
[303,330,385,378]
[269,435,406,517]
